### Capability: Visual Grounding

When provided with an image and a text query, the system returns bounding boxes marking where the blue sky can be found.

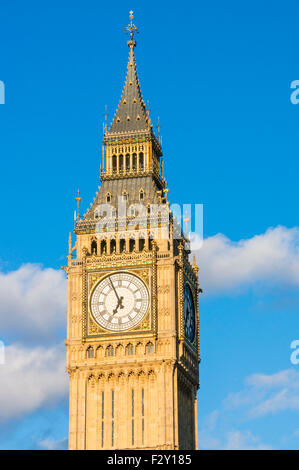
[0,0,299,450]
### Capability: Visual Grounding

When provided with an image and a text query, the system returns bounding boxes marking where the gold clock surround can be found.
[85,266,154,338]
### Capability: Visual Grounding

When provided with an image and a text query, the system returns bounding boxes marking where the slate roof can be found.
[106,42,150,136]
[84,176,162,220]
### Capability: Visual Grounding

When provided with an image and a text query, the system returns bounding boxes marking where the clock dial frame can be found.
[183,283,196,343]
[90,272,149,332]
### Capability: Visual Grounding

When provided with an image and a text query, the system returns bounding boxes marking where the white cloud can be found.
[198,411,272,449]
[223,429,272,450]
[0,343,67,422]
[192,226,299,294]
[225,368,299,418]
[0,264,66,344]
[38,437,68,450]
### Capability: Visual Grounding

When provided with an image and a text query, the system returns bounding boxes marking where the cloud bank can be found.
[0,264,66,343]
[192,226,299,294]
[0,264,67,423]
[0,343,67,422]
[225,368,299,418]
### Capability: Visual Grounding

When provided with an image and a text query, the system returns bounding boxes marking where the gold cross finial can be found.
[125,10,138,42]
[75,189,82,219]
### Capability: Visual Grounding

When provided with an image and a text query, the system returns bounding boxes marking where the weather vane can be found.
[125,10,138,41]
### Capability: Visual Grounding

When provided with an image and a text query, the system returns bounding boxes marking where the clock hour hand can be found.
[109,277,124,314]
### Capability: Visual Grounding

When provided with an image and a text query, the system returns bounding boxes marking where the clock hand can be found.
[113,296,124,315]
[109,277,124,314]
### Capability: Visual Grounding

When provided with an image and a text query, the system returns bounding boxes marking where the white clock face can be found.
[90,272,149,332]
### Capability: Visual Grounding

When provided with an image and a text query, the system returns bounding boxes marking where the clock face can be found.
[184,283,195,343]
[90,272,149,332]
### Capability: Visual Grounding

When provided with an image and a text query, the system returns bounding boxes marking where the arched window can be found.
[100,240,107,255]
[110,239,116,253]
[132,153,137,170]
[91,240,97,255]
[120,239,126,253]
[139,238,145,251]
[106,345,114,357]
[126,154,130,172]
[119,154,124,173]
[112,155,117,173]
[87,346,94,358]
[139,189,144,201]
[139,152,144,171]
[127,343,134,355]
[129,239,135,252]
[146,342,154,354]
[123,191,128,201]
[106,192,111,203]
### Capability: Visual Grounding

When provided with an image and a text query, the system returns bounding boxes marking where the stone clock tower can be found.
[64,12,200,450]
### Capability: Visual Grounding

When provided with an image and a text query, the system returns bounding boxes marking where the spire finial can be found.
[75,189,82,220]
[125,10,138,47]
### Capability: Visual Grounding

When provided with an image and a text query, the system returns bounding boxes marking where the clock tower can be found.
[65,12,200,450]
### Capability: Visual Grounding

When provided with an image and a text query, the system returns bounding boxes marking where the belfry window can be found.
[120,239,126,253]
[126,154,130,172]
[100,240,107,255]
[110,239,116,254]
[112,155,117,172]
[106,193,111,203]
[129,239,135,252]
[91,240,97,255]
[132,153,137,170]
[119,154,124,172]
[139,152,144,171]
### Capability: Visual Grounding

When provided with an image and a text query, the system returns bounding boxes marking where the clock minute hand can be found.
[109,277,124,314]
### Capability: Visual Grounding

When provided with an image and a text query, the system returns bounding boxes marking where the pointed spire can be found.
[105,11,156,140]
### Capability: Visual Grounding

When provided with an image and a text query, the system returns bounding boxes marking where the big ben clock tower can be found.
[64,12,200,450]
